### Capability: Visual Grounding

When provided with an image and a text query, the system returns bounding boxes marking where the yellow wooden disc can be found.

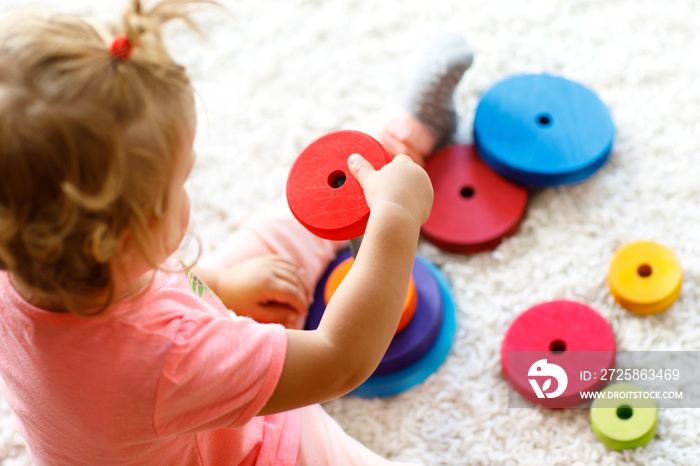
[607,241,682,315]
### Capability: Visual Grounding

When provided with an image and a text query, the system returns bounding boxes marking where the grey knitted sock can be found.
[399,33,474,146]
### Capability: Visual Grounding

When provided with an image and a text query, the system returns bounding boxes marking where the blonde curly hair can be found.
[0,0,210,315]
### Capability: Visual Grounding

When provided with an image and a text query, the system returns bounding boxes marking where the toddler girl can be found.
[0,1,470,464]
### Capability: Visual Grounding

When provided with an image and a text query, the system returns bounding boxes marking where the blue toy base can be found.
[351,257,456,398]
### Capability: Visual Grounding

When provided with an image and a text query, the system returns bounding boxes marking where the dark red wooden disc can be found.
[421,144,528,253]
[286,130,392,241]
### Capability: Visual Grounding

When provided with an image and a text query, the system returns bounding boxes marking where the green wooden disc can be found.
[590,383,657,451]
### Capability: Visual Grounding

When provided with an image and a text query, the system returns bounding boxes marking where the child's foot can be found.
[399,32,474,149]
[367,33,473,166]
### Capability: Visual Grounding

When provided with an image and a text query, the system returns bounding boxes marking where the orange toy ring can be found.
[324,257,417,334]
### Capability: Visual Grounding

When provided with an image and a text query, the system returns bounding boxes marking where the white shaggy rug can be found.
[2,0,700,465]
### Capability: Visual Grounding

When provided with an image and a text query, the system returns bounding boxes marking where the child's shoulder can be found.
[121,256,228,324]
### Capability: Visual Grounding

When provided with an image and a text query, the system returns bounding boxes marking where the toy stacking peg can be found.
[287,130,457,398]
[421,144,528,253]
[501,300,616,408]
[474,74,615,187]
[590,383,658,451]
[286,130,392,241]
[607,241,682,315]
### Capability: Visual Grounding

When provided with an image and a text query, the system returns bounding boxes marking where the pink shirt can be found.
[0,257,300,465]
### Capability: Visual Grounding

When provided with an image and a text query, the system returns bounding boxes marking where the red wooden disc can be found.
[286,130,392,240]
[501,300,616,408]
[421,144,528,253]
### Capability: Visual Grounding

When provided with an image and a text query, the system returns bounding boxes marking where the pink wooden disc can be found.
[501,300,616,408]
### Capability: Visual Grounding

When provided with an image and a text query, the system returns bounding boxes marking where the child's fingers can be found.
[268,255,312,301]
[347,153,375,188]
[250,305,303,329]
[266,276,309,315]
[272,267,310,306]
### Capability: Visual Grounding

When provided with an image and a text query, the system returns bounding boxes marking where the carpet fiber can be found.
[1,1,700,465]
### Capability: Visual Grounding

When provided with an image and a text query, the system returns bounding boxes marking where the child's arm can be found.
[258,153,433,415]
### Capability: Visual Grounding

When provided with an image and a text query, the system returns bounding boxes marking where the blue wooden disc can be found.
[306,250,444,376]
[474,74,615,186]
[352,257,456,398]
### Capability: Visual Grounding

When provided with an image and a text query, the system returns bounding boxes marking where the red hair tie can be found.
[110,34,133,60]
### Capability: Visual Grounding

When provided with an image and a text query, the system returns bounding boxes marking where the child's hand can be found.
[206,255,310,329]
[348,153,433,227]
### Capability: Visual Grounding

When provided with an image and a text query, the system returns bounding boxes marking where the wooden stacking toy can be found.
[422,144,528,253]
[287,130,456,397]
[501,300,616,408]
[607,241,682,315]
[306,249,455,397]
[590,383,658,451]
[474,73,615,187]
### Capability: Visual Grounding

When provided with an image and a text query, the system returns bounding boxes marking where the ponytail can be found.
[0,0,216,315]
